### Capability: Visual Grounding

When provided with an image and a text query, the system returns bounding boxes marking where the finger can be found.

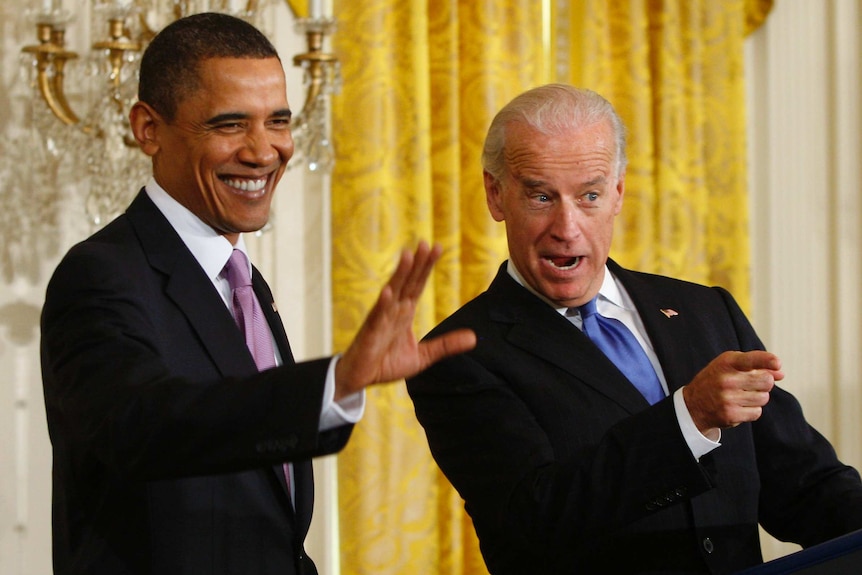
[731,406,763,425]
[401,241,442,300]
[418,328,477,368]
[736,369,778,392]
[384,247,416,300]
[738,391,771,408]
[728,350,782,373]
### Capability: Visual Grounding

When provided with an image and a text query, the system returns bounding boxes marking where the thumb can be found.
[419,329,477,369]
[729,350,784,380]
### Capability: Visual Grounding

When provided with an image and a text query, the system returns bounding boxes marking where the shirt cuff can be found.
[673,387,721,461]
[319,354,366,431]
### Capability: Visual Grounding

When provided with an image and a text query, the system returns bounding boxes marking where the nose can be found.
[549,200,582,241]
[238,124,281,167]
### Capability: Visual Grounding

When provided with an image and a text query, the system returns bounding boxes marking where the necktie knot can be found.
[577,298,598,320]
[224,249,252,290]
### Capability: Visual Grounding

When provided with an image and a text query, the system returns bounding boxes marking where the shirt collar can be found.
[144,177,249,281]
[505,259,631,316]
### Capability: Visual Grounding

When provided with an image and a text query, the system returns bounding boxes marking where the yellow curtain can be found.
[330,1,772,574]
[330,1,543,574]
[565,0,771,308]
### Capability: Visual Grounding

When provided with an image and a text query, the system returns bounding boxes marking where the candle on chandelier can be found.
[309,0,321,18]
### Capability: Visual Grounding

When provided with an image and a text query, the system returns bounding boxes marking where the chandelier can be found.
[12,0,339,232]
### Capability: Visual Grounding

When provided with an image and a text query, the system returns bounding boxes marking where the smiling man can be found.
[39,12,475,575]
[407,84,862,574]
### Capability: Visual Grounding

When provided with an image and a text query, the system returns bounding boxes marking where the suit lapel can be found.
[252,270,295,364]
[486,266,648,413]
[608,260,701,394]
[125,191,256,379]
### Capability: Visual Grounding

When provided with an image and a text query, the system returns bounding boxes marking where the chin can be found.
[239,212,271,230]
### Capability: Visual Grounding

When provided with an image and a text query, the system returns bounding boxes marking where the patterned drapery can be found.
[331,2,542,573]
[330,1,772,574]
[561,0,770,307]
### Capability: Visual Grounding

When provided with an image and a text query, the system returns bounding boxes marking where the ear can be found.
[613,169,626,216]
[129,101,162,157]
[484,170,506,222]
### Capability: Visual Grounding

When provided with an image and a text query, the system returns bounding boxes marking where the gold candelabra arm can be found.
[292,19,338,119]
[92,17,141,95]
[293,50,337,117]
[22,23,81,126]
[50,51,85,126]
[288,17,339,172]
[22,15,141,130]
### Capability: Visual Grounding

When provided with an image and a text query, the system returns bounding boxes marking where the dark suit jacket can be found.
[40,191,352,575]
[407,261,862,575]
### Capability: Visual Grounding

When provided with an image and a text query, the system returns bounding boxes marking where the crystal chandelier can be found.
[14,0,339,230]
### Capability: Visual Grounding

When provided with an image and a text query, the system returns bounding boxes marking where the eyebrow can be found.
[516,174,609,193]
[583,175,607,187]
[273,108,292,121]
[204,108,293,126]
[521,177,546,189]
[205,112,248,126]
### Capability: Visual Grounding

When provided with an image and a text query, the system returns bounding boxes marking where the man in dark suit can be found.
[39,13,475,575]
[406,84,862,574]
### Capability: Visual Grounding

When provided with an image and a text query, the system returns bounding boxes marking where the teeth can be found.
[549,256,580,270]
[223,177,266,192]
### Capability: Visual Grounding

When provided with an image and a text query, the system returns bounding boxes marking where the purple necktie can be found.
[223,249,275,371]
[223,250,294,503]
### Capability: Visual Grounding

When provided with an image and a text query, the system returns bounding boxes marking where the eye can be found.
[526,192,552,207]
[268,117,292,129]
[213,122,245,133]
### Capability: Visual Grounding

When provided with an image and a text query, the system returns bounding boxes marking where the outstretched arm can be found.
[334,241,477,400]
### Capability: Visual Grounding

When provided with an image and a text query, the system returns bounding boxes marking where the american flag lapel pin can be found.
[660,308,678,318]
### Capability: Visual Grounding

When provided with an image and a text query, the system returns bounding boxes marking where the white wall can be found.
[746,0,862,561]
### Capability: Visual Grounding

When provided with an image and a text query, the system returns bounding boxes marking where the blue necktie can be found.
[578,298,665,404]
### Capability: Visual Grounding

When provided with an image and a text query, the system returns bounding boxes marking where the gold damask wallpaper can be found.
[330,1,771,574]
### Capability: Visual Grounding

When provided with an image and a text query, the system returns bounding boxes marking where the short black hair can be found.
[138,12,280,120]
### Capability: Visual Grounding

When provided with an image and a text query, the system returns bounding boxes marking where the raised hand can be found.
[682,350,784,439]
[334,241,477,400]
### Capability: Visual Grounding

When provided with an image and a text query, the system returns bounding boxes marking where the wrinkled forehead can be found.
[502,120,619,179]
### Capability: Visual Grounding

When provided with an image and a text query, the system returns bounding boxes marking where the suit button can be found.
[703,537,714,554]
